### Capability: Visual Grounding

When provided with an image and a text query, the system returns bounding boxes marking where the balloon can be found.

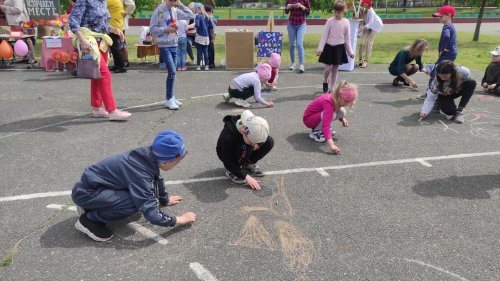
[0,40,14,59]
[14,40,29,57]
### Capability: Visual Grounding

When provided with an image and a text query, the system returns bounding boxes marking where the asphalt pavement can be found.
[0,63,499,280]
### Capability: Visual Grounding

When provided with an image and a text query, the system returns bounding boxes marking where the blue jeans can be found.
[287,23,306,65]
[196,43,209,66]
[159,47,177,100]
[177,37,187,68]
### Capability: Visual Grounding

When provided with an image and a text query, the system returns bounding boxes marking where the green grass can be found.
[135,7,500,19]
[32,32,497,71]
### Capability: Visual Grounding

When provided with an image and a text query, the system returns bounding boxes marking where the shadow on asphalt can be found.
[273,93,322,104]
[286,132,327,153]
[0,114,107,133]
[412,174,500,200]
[374,84,420,94]
[183,168,248,203]
[373,98,422,108]
[397,112,448,127]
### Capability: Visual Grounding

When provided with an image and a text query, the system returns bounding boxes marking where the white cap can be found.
[490,46,500,56]
[238,110,269,144]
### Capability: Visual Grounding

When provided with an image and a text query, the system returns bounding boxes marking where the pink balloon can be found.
[14,40,29,57]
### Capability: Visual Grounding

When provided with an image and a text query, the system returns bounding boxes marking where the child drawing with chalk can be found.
[419,60,476,124]
[222,63,274,108]
[265,53,281,91]
[303,80,358,154]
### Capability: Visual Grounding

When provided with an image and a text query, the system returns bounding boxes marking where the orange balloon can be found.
[0,40,14,59]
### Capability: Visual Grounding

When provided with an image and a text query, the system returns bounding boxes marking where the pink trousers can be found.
[90,50,117,111]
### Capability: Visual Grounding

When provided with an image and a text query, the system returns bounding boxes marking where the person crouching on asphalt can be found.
[72,130,196,242]
[216,110,274,191]
[222,63,274,108]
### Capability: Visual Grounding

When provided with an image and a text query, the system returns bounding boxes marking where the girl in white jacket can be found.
[358,0,383,68]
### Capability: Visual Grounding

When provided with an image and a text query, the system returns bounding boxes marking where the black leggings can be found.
[228,86,254,100]
[108,33,124,68]
[438,79,477,115]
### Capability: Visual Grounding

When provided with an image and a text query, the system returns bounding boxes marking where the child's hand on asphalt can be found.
[488,84,496,90]
[340,117,349,127]
[267,101,274,107]
[409,79,417,88]
[176,212,196,225]
[481,82,488,88]
[419,112,427,120]
[167,195,182,206]
[329,143,341,154]
[245,175,261,191]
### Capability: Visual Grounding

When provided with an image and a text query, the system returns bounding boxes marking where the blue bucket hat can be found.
[152,130,186,162]
[194,3,203,11]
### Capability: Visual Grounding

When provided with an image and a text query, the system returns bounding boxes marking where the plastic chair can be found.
[237,15,244,20]
[263,16,269,19]
[246,15,253,20]
[254,16,261,19]
[314,15,321,19]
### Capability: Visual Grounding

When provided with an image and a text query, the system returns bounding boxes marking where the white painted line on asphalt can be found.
[189,262,219,281]
[404,259,469,281]
[45,203,169,245]
[316,168,330,177]
[2,151,499,203]
[46,203,76,211]
[415,158,433,167]
[127,222,169,245]
[0,191,71,202]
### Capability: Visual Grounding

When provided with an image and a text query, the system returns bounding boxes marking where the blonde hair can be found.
[404,39,428,58]
[332,80,358,110]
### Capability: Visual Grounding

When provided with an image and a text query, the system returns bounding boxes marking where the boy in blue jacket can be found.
[429,5,458,85]
[72,130,196,242]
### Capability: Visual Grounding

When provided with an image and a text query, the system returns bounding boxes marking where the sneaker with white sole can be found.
[235,99,251,108]
[91,107,108,118]
[270,85,277,91]
[242,164,264,177]
[75,213,114,242]
[225,171,246,184]
[450,112,464,124]
[299,64,305,73]
[309,130,326,143]
[204,65,209,71]
[196,66,201,71]
[222,93,231,103]
[108,109,131,121]
[289,64,296,71]
[416,93,427,100]
[165,99,179,110]
[173,97,183,106]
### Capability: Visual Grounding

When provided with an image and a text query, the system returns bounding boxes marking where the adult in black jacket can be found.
[216,110,274,191]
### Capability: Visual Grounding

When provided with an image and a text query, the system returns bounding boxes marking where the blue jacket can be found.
[195,14,214,37]
[438,22,457,57]
[72,146,176,227]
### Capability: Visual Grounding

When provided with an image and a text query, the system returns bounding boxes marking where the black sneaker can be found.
[113,67,127,73]
[75,213,114,242]
[392,77,400,87]
[323,83,328,93]
[225,171,246,184]
[124,62,130,68]
[108,65,118,72]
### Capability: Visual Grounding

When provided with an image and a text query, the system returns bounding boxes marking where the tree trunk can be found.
[443,0,449,5]
[473,0,486,42]
[402,0,407,12]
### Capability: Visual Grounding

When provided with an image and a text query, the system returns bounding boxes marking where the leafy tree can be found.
[470,0,500,41]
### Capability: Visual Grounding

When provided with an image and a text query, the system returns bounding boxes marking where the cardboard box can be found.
[225,31,254,69]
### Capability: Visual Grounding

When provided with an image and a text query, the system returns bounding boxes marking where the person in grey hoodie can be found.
[150,0,195,110]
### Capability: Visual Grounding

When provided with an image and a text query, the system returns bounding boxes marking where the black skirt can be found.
[318,43,348,65]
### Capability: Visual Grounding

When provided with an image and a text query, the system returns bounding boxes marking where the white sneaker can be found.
[270,85,278,91]
[308,130,325,143]
[173,97,183,106]
[299,64,305,73]
[204,65,209,71]
[235,99,251,108]
[196,66,201,71]
[222,93,231,103]
[165,99,179,110]
[289,64,296,71]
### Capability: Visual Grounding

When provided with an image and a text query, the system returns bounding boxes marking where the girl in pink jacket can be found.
[303,81,358,154]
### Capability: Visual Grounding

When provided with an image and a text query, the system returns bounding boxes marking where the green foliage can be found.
[1,255,13,267]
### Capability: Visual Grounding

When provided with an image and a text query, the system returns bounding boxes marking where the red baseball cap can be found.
[432,5,456,17]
